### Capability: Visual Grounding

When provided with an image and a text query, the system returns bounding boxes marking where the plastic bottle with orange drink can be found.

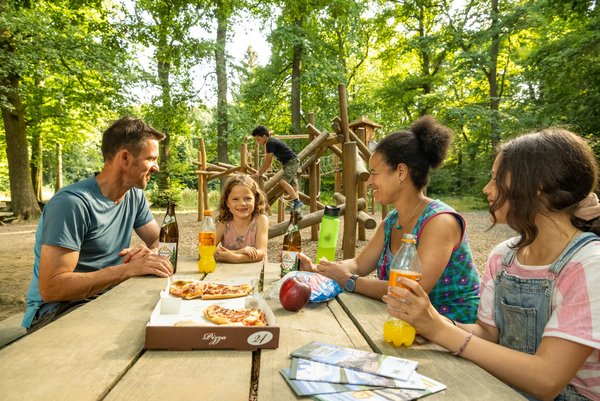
[383,233,423,347]
[198,210,217,273]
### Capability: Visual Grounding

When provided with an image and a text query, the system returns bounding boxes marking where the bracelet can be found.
[452,331,473,357]
[447,317,456,326]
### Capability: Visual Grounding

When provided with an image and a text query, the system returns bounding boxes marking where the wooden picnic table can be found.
[0,258,524,400]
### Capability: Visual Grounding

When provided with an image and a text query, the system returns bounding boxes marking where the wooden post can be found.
[357,127,367,241]
[278,197,284,223]
[339,84,357,259]
[240,139,248,172]
[198,138,207,221]
[308,113,319,240]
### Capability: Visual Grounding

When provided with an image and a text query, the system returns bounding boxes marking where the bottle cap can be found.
[203,210,212,216]
[324,205,341,217]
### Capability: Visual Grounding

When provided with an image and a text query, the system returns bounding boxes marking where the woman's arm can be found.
[416,213,463,293]
[297,224,389,300]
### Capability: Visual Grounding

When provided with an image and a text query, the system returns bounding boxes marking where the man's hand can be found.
[126,253,173,278]
[119,245,156,263]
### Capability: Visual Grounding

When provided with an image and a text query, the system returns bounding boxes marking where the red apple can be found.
[279,276,311,311]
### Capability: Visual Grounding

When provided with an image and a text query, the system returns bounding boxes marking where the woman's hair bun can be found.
[411,115,452,169]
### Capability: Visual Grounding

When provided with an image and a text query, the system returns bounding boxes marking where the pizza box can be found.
[144,281,279,351]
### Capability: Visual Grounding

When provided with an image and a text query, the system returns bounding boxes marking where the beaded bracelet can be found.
[452,331,473,357]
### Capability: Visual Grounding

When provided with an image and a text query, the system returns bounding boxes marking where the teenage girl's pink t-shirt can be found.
[479,238,600,399]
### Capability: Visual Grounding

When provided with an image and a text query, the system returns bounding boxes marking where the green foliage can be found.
[147,179,184,208]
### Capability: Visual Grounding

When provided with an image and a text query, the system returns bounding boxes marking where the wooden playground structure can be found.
[194,85,383,259]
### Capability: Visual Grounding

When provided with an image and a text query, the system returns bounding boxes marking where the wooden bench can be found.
[0,313,26,349]
[0,211,15,225]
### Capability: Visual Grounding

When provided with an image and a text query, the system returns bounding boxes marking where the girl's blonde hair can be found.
[216,173,269,222]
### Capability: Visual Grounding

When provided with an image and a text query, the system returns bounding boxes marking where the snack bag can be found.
[269,271,343,303]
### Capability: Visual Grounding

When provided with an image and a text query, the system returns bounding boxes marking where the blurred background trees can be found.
[1,0,598,217]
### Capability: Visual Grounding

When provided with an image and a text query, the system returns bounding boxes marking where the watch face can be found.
[345,276,356,292]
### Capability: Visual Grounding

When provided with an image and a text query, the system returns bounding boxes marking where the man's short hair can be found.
[251,125,270,137]
[101,116,165,161]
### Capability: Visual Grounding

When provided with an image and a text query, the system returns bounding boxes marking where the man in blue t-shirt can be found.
[251,125,304,211]
[22,116,174,332]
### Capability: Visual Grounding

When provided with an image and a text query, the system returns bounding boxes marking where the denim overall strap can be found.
[549,232,599,275]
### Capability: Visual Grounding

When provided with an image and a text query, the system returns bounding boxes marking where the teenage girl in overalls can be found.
[384,128,600,400]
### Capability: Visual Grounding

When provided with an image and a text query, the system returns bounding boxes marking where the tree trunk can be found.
[488,0,501,149]
[290,17,303,136]
[1,74,41,219]
[157,35,171,192]
[55,143,63,193]
[215,3,229,189]
[31,131,43,200]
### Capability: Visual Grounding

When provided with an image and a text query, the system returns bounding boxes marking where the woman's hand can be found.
[315,258,352,287]
[297,252,318,272]
[382,277,444,339]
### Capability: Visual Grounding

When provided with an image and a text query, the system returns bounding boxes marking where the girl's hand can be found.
[297,252,318,272]
[241,246,258,259]
[382,278,444,339]
[214,244,232,260]
[315,258,351,286]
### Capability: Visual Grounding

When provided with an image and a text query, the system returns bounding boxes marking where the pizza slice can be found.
[169,279,205,300]
[201,283,253,300]
[203,304,267,327]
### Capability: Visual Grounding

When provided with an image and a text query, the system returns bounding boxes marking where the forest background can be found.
[1,0,599,217]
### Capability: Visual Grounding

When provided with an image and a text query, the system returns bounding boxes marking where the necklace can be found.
[231,220,252,246]
[396,198,426,230]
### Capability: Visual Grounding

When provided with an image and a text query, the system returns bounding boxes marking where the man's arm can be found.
[38,243,172,303]
[120,220,160,263]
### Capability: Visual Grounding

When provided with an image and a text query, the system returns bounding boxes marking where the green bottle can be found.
[315,205,341,262]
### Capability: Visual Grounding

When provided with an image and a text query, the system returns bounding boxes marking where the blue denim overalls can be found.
[494,232,599,401]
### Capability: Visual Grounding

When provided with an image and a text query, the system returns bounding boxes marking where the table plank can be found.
[104,258,263,401]
[0,275,165,401]
[336,291,526,400]
[257,262,373,401]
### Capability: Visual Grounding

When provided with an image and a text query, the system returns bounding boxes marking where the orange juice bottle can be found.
[383,233,422,347]
[198,210,217,273]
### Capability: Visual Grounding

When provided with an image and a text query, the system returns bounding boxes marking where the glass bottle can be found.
[198,210,217,273]
[280,210,302,277]
[383,233,423,347]
[315,205,341,262]
[158,201,179,273]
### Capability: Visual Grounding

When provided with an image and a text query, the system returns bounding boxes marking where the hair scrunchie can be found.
[575,193,600,221]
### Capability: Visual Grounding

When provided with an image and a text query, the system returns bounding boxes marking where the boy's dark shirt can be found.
[266,137,296,165]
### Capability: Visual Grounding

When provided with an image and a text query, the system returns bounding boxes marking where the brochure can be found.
[311,375,447,401]
[280,368,383,396]
[289,358,426,390]
[289,342,418,381]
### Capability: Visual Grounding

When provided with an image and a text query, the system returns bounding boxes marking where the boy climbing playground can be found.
[251,125,304,212]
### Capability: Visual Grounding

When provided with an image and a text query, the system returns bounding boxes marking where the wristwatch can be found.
[344,274,359,292]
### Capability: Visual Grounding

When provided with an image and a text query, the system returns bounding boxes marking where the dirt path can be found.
[0,210,514,322]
